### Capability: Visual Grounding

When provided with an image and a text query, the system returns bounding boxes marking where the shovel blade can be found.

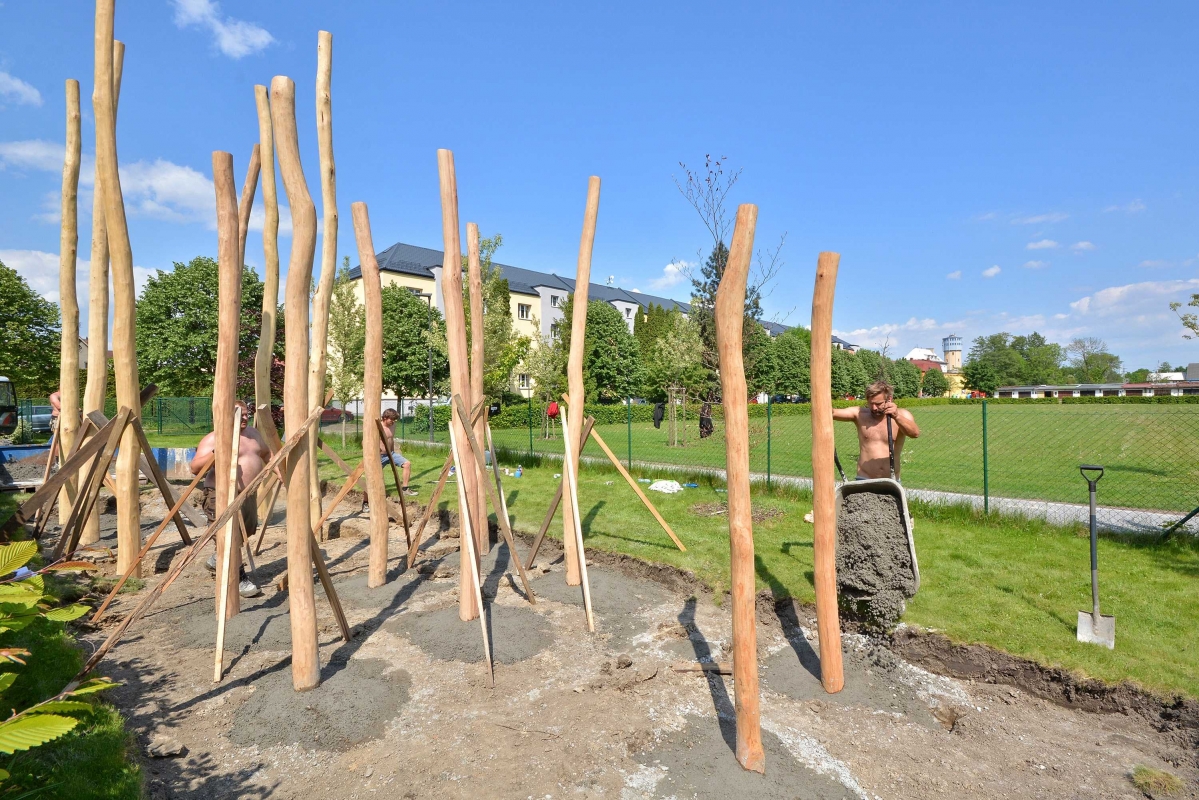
[1077,610,1115,649]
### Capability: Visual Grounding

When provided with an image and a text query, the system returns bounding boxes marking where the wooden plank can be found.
[318,438,361,483]
[449,423,493,688]
[671,661,733,675]
[213,410,242,682]
[714,203,765,772]
[523,417,594,570]
[311,461,365,536]
[588,425,686,552]
[54,408,131,559]
[128,417,194,544]
[309,531,351,642]
[377,420,411,549]
[559,408,595,632]
[252,478,284,556]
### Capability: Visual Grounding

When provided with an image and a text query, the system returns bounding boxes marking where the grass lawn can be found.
[320,442,1199,699]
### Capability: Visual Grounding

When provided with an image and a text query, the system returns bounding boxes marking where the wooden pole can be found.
[449,422,493,688]
[253,478,283,556]
[311,461,365,536]
[212,151,243,619]
[237,145,260,269]
[523,417,595,570]
[562,176,601,586]
[53,408,131,559]
[213,410,242,682]
[559,406,595,632]
[93,0,141,577]
[352,202,389,588]
[716,204,766,773]
[271,75,321,691]
[253,84,283,451]
[309,30,339,536]
[466,222,489,555]
[81,41,123,546]
[810,251,845,694]
[587,426,686,552]
[437,149,484,622]
[57,79,82,527]
[377,420,412,548]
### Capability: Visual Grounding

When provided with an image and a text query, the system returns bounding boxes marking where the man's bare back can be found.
[832,387,920,480]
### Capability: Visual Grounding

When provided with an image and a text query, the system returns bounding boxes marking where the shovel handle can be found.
[886,416,896,480]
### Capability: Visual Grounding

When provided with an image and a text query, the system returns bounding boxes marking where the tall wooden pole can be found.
[716,204,765,772]
[352,202,389,588]
[211,151,242,619]
[466,222,489,556]
[272,76,321,691]
[309,30,338,535]
[237,145,260,270]
[437,149,483,622]
[57,79,82,526]
[253,85,282,450]
[810,251,845,693]
[562,177,601,586]
[81,40,124,546]
[94,0,140,577]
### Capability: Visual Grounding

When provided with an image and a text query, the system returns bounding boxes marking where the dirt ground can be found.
[57,488,1198,799]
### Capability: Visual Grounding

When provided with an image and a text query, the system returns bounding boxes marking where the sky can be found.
[2,1,1198,371]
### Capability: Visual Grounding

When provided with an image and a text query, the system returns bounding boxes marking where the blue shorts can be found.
[382,452,409,467]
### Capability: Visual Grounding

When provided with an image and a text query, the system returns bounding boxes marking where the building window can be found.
[407,287,423,297]
[518,373,530,389]
[518,303,531,320]
[550,322,560,338]
[550,295,561,307]
[625,307,631,318]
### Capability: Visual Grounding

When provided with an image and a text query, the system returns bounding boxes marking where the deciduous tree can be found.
[380,283,448,399]
[327,257,364,445]
[0,258,60,397]
[920,366,949,397]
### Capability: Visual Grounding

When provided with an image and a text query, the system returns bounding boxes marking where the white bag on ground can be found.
[648,479,683,494]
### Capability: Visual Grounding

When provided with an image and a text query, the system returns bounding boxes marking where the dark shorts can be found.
[200,486,258,537]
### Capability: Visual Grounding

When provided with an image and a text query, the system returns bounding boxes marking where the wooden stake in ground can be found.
[94,0,141,577]
[562,176,601,586]
[523,417,595,570]
[377,420,412,547]
[57,78,82,527]
[81,40,124,546]
[715,204,766,773]
[466,223,489,556]
[351,201,389,588]
[212,151,243,619]
[448,422,493,688]
[214,409,243,682]
[253,84,282,451]
[272,75,321,691]
[559,404,595,632]
[437,149,484,622]
[809,251,845,694]
[237,145,260,269]
[587,426,686,552]
[309,30,339,537]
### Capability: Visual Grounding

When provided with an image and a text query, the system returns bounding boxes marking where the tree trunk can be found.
[57,79,81,526]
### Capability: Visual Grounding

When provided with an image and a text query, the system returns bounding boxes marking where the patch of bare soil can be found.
[690,501,785,522]
[49,486,1199,799]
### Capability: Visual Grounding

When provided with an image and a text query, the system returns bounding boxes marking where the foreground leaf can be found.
[0,543,38,579]
[42,604,90,623]
[0,714,78,754]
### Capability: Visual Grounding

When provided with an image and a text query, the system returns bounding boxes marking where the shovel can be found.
[1076,465,1115,649]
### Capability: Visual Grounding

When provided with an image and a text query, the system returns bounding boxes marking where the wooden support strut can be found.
[214,410,243,682]
[523,417,595,571]
[466,222,488,556]
[252,478,284,556]
[452,395,536,603]
[449,422,493,688]
[587,426,686,552]
[376,420,412,548]
[559,406,595,632]
[53,407,133,560]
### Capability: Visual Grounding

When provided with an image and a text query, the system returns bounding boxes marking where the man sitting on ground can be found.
[832,379,920,480]
[380,408,417,496]
[190,400,273,597]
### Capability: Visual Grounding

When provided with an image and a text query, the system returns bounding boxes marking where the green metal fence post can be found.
[766,395,772,487]
[401,397,406,440]
[627,397,632,471]
[157,398,163,435]
[528,395,534,459]
[982,399,989,515]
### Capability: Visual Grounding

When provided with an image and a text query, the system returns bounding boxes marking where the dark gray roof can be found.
[1188,363,1199,381]
[832,334,859,348]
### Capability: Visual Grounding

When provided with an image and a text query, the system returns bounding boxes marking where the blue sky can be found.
[2,1,1197,370]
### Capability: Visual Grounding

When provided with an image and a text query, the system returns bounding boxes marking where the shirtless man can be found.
[379,409,417,496]
[189,401,273,597]
[832,379,920,480]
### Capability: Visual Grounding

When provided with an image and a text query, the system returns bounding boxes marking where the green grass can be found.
[1130,765,1185,797]
[321,444,1199,699]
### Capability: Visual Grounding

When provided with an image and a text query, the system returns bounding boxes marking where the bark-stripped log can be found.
[253,85,282,451]
[466,222,488,555]
[57,79,82,526]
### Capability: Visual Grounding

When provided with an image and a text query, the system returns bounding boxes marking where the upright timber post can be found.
[353,202,389,588]
[437,149,483,621]
[81,41,124,546]
[253,84,282,451]
[272,76,321,691]
[716,205,766,772]
[237,145,260,270]
[466,222,489,555]
[562,176,601,586]
[94,0,140,577]
[211,152,242,619]
[309,30,338,536]
[57,79,82,526]
[810,251,845,694]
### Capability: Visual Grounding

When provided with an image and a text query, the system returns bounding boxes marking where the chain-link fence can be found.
[19,396,214,437]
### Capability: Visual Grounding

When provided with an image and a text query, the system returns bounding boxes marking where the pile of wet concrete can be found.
[835,491,917,630]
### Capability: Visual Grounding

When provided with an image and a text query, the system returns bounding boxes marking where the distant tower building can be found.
[943,335,963,370]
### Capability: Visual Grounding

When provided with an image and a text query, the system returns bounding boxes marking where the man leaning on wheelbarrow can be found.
[833,379,921,480]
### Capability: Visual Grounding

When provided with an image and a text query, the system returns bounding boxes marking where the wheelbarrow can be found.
[833,416,920,592]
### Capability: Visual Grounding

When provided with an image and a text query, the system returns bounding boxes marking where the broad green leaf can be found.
[0,582,43,597]
[28,700,92,715]
[0,767,9,782]
[0,674,15,694]
[0,596,44,610]
[67,679,118,696]
[43,604,89,623]
[0,543,37,578]
[0,714,78,754]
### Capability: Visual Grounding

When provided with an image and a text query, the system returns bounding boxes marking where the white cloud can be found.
[1103,199,1146,214]
[0,140,94,177]
[946,270,961,280]
[1026,239,1059,250]
[120,159,216,225]
[173,0,275,59]
[1069,279,1199,318]
[1011,212,1068,225]
[0,71,42,107]
[973,211,998,221]
[1023,260,1049,269]
[247,202,294,237]
[1137,259,1172,269]
[648,260,689,290]
[835,316,963,353]
[982,265,1001,278]
[0,249,157,333]
[1070,241,1096,252]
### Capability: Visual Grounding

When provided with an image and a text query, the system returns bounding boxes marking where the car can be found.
[321,406,354,424]
[30,406,54,434]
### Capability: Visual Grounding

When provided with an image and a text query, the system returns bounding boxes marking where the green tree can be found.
[744,322,776,395]
[967,333,1026,386]
[525,334,566,404]
[1124,367,1151,382]
[920,366,949,397]
[135,256,276,397]
[1169,293,1199,340]
[773,327,811,398]
[1066,337,1123,383]
[643,311,705,401]
[1012,332,1064,384]
[890,358,922,399]
[963,359,1000,395]
[462,233,531,398]
[633,302,671,365]
[0,259,60,397]
[582,300,643,402]
[380,284,449,399]
[326,257,365,446]
[831,347,868,398]
[855,349,885,383]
